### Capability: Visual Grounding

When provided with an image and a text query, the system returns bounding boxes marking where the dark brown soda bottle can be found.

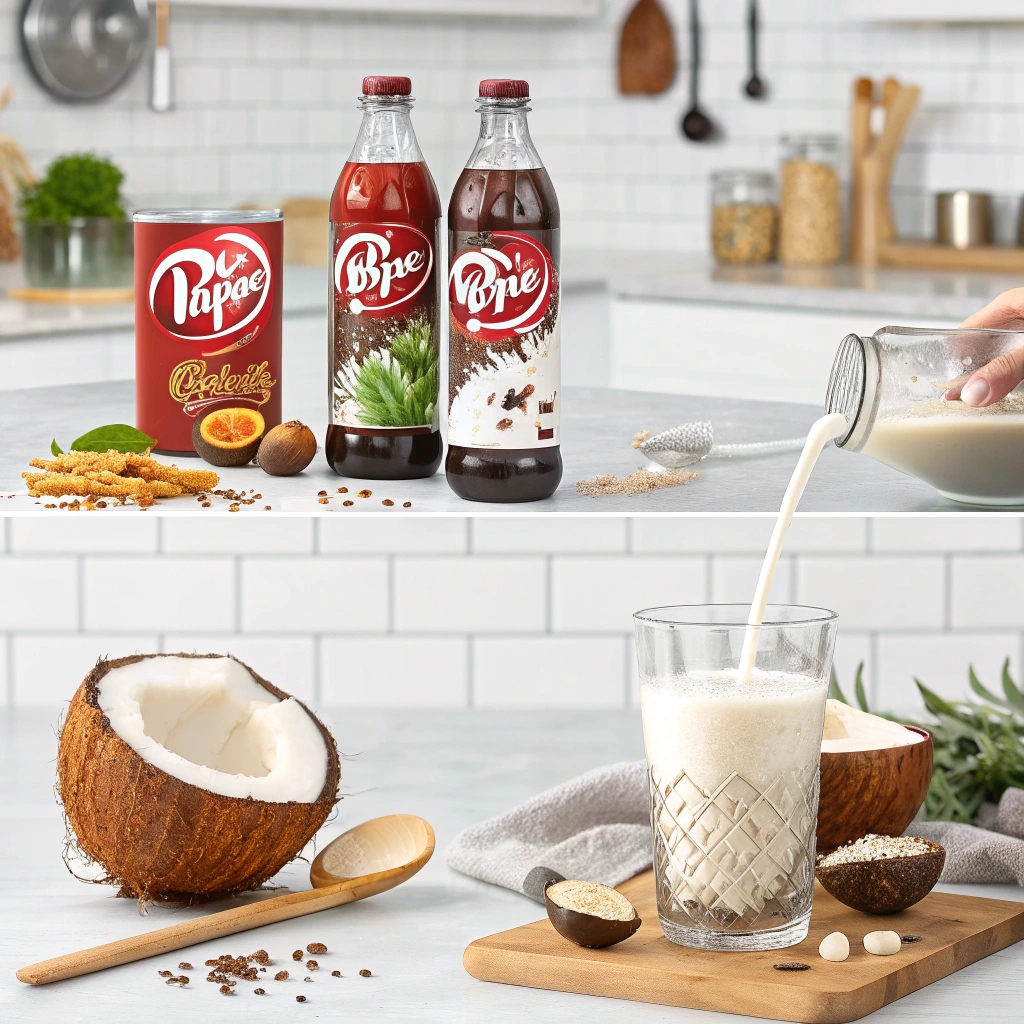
[326,75,442,480]
[447,79,562,502]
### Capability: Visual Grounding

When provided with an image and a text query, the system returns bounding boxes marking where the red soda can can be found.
[133,210,283,454]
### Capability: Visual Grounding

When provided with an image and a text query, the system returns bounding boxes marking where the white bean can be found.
[818,931,850,962]
[863,930,902,956]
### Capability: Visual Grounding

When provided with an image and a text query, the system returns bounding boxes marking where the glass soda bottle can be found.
[447,79,562,502]
[326,75,442,480]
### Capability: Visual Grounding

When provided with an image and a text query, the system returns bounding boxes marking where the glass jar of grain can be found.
[710,170,777,264]
[779,134,841,265]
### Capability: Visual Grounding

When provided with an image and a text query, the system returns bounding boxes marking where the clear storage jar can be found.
[825,326,1024,505]
[710,170,777,264]
[779,135,841,266]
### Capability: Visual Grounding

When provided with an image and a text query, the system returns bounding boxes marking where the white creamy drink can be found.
[641,669,828,923]
[859,402,1024,504]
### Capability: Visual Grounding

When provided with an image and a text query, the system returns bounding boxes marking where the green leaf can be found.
[827,665,848,704]
[70,424,156,454]
[50,438,63,456]
[20,154,125,224]
[853,663,870,712]
[968,664,1007,709]
[1001,659,1024,716]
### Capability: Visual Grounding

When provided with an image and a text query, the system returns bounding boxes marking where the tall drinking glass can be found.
[634,604,837,952]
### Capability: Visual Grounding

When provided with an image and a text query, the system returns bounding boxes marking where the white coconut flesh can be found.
[96,656,328,803]
[821,699,925,753]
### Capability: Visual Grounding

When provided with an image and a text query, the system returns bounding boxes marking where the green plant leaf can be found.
[827,665,848,704]
[20,153,126,224]
[50,438,63,456]
[1001,659,1024,716]
[968,664,1007,708]
[70,424,156,454]
[853,663,870,712]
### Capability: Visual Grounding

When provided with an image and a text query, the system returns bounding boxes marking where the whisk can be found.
[638,421,806,469]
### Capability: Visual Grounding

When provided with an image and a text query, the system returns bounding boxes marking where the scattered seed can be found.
[250,950,270,965]
[292,950,303,961]
[307,943,327,955]
[264,505,271,510]
[165,977,182,986]
[229,503,240,512]
[403,501,412,508]
[205,960,219,967]
[220,985,234,995]
[359,969,372,977]
[773,963,810,971]
[253,494,262,500]
[96,501,107,509]
[318,490,327,497]
[331,971,341,978]
[202,501,211,508]
[275,971,289,981]
[357,489,371,498]
[178,962,192,970]
[304,977,313,982]
[338,487,348,493]
[901,935,923,943]
[159,970,173,977]
[44,503,56,509]
[296,995,307,1003]
[254,988,265,995]
[306,960,318,971]
[343,500,353,506]
[318,496,329,504]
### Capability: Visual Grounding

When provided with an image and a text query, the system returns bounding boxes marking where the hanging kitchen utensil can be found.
[743,0,766,99]
[20,0,148,103]
[617,0,676,96]
[150,0,172,112]
[680,0,714,142]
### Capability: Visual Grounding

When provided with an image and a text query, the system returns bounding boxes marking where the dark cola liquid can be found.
[447,166,562,503]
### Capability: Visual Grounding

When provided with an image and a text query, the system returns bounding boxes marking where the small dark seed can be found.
[296,995,307,1002]
[382,498,394,506]
[178,976,189,985]
[292,950,303,961]
[343,500,353,506]
[159,970,173,977]
[306,960,318,970]
[275,971,289,981]
[357,489,371,498]
[178,962,192,970]
[773,963,810,971]
[403,501,412,508]
[254,988,265,995]
[307,943,327,955]
[359,969,372,977]
[901,935,923,943]
[220,985,234,994]
[331,971,341,978]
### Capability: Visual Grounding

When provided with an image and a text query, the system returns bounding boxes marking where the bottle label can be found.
[447,230,560,449]
[330,221,439,433]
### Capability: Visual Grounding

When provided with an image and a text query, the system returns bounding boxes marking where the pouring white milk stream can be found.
[738,413,848,681]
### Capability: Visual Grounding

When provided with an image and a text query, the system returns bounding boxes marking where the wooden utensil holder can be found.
[850,76,1024,273]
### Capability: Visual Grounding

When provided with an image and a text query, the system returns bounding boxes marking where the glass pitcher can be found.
[825,326,1024,505]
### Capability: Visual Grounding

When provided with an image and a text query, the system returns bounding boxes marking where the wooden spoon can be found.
[17,813,434,986]
[618,0,676,95]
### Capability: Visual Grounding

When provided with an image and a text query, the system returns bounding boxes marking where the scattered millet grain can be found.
[902,935,923,943]
[318,490,327,497]
[178,962,192,970]
[254,988,265,995]
[250,950,270,965]
[296,995,307,1003]
[357,489,371,498]
[306,943,327,955]
[403,501,412,508]
[292,950,303,961]
[382,498,394,506]
[338,487,348,493]
[275,971,289,981]
[343,500,353,506]
[306,960,318,971]
[159,970,173,977]
[219,985,234,995]
[818,834,933,867]
[359,969,372,977]
[331,971,341,978]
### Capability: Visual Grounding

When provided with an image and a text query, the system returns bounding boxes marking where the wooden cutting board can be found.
[464,871,1024,1023]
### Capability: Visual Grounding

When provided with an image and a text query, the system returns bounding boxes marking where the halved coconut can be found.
[57,653,339,902]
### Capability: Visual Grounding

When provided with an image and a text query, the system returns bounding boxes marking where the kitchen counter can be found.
[2,707,1022,1024]
[0,382,969,513]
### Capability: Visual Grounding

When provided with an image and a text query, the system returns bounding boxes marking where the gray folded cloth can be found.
[447,760,1024,897]
[446,761,651,902]
[905,787,1024,885]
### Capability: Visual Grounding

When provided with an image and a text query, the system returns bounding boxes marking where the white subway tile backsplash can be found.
[10,517,157,553]
[241,557,389,633]
[0,557,78,630]
[552,556,706,632]
[796,556,946,631]
[473,635,625,708]
[12,633,159,705]
[950,555,1024,628]
[710,556,792,606]
[394,557,547,633]
[875,633,1020,712]
[472,518,627,554]
[872,518,1021,553]
[319,519,467,554]
[631,517,774,554]
[321,636,467,707]
[162,517,314,554]
[83,557,235,632]
[161,634,317,703]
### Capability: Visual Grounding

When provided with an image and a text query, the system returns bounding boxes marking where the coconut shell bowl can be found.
[816,726,933,855]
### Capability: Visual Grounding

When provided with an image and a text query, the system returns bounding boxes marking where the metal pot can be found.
[935,191,992,250]
[22,217,133,289]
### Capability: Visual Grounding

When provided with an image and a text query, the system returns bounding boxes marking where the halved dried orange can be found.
[193,408,265,467]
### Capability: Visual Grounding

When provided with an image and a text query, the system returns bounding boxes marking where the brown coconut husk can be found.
[57,652,340,903]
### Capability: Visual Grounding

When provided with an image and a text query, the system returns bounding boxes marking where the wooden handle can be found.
[155,1,170,48]
[17,881,359,986]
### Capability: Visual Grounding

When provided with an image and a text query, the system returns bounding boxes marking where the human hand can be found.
[950,287,1024,407]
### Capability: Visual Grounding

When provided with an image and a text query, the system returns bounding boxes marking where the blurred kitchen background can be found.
[4,1,1024,403]
[1,515,1021,716]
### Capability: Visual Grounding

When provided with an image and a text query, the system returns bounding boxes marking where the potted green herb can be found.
[19,153,132,290]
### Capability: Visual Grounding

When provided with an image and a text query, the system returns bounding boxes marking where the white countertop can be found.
[2,708,1022,1024]
[0,253,1017,341]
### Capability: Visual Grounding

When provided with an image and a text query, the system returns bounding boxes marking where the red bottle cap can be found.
[479,79,530,99]
[362,76,412,96]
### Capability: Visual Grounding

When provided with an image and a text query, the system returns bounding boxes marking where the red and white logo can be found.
[147,226,274,343]
[334,223,433,318]
[448,232,554,343]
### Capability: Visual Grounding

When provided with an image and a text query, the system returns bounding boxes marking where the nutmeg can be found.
[256,421,318,476]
